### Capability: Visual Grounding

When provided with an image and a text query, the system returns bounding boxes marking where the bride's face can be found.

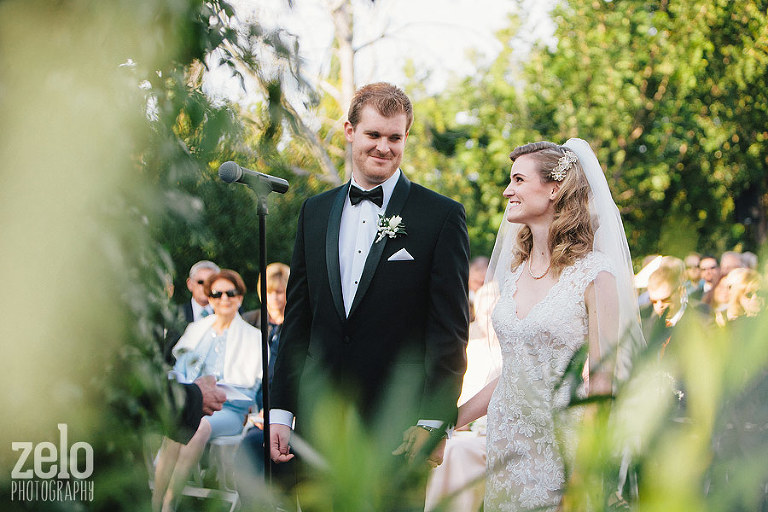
[503,155,558,224]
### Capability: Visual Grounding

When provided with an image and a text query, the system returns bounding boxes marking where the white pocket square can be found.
[388,248,414,261]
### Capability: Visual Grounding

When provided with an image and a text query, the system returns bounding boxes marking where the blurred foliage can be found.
[0,0,312,509]
[139,3,329,312]
[547,293,768,512]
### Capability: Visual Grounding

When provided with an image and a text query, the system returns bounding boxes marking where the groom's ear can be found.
[344,120,355,142]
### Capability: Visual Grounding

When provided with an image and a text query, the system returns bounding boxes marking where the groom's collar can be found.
[349,169,401,211]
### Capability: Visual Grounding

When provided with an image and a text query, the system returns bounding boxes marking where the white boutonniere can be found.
[376,214,407,243]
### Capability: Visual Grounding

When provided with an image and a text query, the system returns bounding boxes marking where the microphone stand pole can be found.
[218,161,289,485]
[255,191,272,483]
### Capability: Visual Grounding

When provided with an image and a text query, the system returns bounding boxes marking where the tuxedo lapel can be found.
[348,173,411,317]
[326,184,348,321]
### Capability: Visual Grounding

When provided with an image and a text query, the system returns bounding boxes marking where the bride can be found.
[456,139,643,511]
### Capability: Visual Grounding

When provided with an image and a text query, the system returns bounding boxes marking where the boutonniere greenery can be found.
[376,214,407,243]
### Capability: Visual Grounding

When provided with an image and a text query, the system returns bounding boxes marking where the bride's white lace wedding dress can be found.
[485,251,613,511]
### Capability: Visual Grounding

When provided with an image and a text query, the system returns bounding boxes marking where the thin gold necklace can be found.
[527,257,551,280]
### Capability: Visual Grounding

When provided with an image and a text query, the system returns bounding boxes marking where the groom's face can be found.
[345,106,408,189]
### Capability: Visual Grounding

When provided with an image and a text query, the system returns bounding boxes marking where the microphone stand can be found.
[219,163,288,485]
[255,191,273,483]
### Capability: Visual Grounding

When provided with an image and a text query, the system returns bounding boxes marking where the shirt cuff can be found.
[270,409,294,428]
[417,419,453,439]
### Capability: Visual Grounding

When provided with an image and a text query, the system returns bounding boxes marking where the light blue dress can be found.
[174,328,257,438]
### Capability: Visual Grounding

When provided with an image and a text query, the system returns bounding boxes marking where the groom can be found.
[269,82,470,503]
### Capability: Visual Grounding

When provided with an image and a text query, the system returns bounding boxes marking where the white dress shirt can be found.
[190,299,213,322]
[339,170,400,314]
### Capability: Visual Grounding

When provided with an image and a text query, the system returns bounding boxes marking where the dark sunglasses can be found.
[209,289,240,299]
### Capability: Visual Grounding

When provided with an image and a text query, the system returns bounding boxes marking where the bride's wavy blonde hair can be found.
[509,141,593,277]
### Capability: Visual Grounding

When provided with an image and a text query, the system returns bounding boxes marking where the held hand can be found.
[392,426,440,466]
[270,423,295,463]
[194,375,226,416]
[427,438,446,468]
[392,426,420,458]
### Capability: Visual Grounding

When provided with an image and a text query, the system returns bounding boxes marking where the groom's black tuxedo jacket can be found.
[271,172,470,430]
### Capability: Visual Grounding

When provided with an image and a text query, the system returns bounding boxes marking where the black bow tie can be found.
[349,185,384,207]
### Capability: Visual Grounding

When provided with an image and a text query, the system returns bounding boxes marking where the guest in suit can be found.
[269,82,470,508]
[641,256,709,356]
[183,260,220,323]
[153,269,262,512]
[161,260,220,364]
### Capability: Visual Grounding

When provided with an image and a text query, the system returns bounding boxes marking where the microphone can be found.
[218,161,289,194]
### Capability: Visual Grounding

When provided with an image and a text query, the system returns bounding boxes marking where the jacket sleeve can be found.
[270,201,313,415]
[420,201,470,424]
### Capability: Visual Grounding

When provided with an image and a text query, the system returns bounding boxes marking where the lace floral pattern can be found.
[485,252,614,511]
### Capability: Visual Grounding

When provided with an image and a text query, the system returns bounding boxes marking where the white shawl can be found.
[172,313,263,388]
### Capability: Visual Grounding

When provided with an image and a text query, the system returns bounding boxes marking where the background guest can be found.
[184,260,221,323]
[635,254,662,307]
[708,275,732,327]
[724,268,764,323]
[684,252,704,300]
[742,251,759,271]
[642,257,699,357]
[719,250,744,278]
[242,261,290,403]
[153,269,262,512]
[162,260,221,364]
[468,256,490,321]
[236,263,293,509]
[699,255,720,295]
[177,376,227,440]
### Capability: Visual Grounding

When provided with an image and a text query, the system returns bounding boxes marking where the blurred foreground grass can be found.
[562,305,768,512]
[0,1,183,510]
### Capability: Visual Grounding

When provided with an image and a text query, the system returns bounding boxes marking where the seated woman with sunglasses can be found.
[153,269,262,512]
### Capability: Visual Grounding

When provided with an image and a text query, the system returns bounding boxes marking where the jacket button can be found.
[343,336,351,345]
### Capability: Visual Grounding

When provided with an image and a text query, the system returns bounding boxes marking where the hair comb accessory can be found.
[550,151,577,181]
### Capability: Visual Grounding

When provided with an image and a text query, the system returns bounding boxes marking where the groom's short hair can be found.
[347,82,413,131]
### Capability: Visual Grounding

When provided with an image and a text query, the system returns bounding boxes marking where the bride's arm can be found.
[585,271,619,396]
[456,376,498,428]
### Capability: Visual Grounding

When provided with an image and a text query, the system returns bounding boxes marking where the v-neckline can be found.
[511,265,564,321]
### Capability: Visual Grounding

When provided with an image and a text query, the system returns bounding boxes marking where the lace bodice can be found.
[485,252,614,511]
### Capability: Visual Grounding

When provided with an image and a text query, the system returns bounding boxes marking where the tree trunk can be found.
[329,0,356,181]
